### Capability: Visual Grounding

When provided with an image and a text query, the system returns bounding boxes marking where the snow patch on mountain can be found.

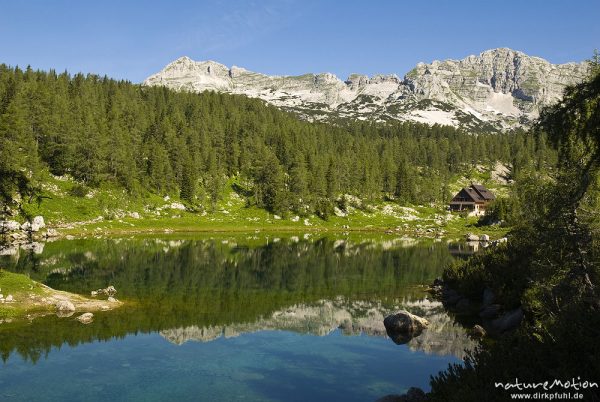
[144,49,590,131]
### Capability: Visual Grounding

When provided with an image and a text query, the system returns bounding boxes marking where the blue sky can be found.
[0,0,598,83]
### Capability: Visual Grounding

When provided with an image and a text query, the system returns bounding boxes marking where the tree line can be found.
[0,64,553,216]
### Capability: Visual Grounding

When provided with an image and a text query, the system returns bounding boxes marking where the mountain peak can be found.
[480,47,524,56]
[144,50,590,131]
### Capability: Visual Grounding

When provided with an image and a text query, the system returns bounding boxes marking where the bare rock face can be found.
[383,310,429,345]
[144,48,589,131]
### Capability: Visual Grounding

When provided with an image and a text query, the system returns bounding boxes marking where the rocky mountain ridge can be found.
[144,48,590,131]
[159,298,478,359]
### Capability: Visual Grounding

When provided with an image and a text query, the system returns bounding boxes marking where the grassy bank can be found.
[0,270,122,321]
[12,168,510,240]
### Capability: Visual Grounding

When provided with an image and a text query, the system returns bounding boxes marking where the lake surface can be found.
[0,235,476,401]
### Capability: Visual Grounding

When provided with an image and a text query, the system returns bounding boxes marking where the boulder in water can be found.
[383,310,429,345]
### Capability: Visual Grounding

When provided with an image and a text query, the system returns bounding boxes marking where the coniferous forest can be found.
[0,64,552,217]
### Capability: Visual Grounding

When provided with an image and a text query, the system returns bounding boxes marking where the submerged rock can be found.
[383,310,429,345]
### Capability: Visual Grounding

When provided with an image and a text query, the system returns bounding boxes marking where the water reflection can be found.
[1,235,474,364]
[160,298,478,359]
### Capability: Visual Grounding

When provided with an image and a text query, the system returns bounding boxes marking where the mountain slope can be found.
[144,48,589,131]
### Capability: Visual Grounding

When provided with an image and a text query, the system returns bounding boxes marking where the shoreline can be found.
[51,215,509,239]
[0,271,123,323]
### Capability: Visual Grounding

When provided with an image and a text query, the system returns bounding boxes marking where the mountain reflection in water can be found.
[0,235,474,363]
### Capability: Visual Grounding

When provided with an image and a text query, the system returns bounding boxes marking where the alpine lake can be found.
[0,234,479,402]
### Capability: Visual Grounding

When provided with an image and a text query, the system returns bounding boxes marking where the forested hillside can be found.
[0,64,553,218]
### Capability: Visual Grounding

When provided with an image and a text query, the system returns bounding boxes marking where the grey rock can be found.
[45,228,59,238]
[104,286,117,296]
[76,312,94,324]
[384,311,429,345]
[492,237,508,246]
[0,220,21,233]
[466,233,479,242]
[95,285,117,297]
[55,300,75,312]
[144,49,589,131]
[21,216,45,232]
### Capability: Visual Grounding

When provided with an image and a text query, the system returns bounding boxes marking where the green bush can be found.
[68,184,89,198]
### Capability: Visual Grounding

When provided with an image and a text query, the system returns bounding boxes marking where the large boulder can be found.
[383,310,429,345]
[55,300,75,312]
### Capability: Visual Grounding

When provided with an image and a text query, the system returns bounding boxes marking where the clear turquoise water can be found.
[1,329,458,402]
[0,235,472,401]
